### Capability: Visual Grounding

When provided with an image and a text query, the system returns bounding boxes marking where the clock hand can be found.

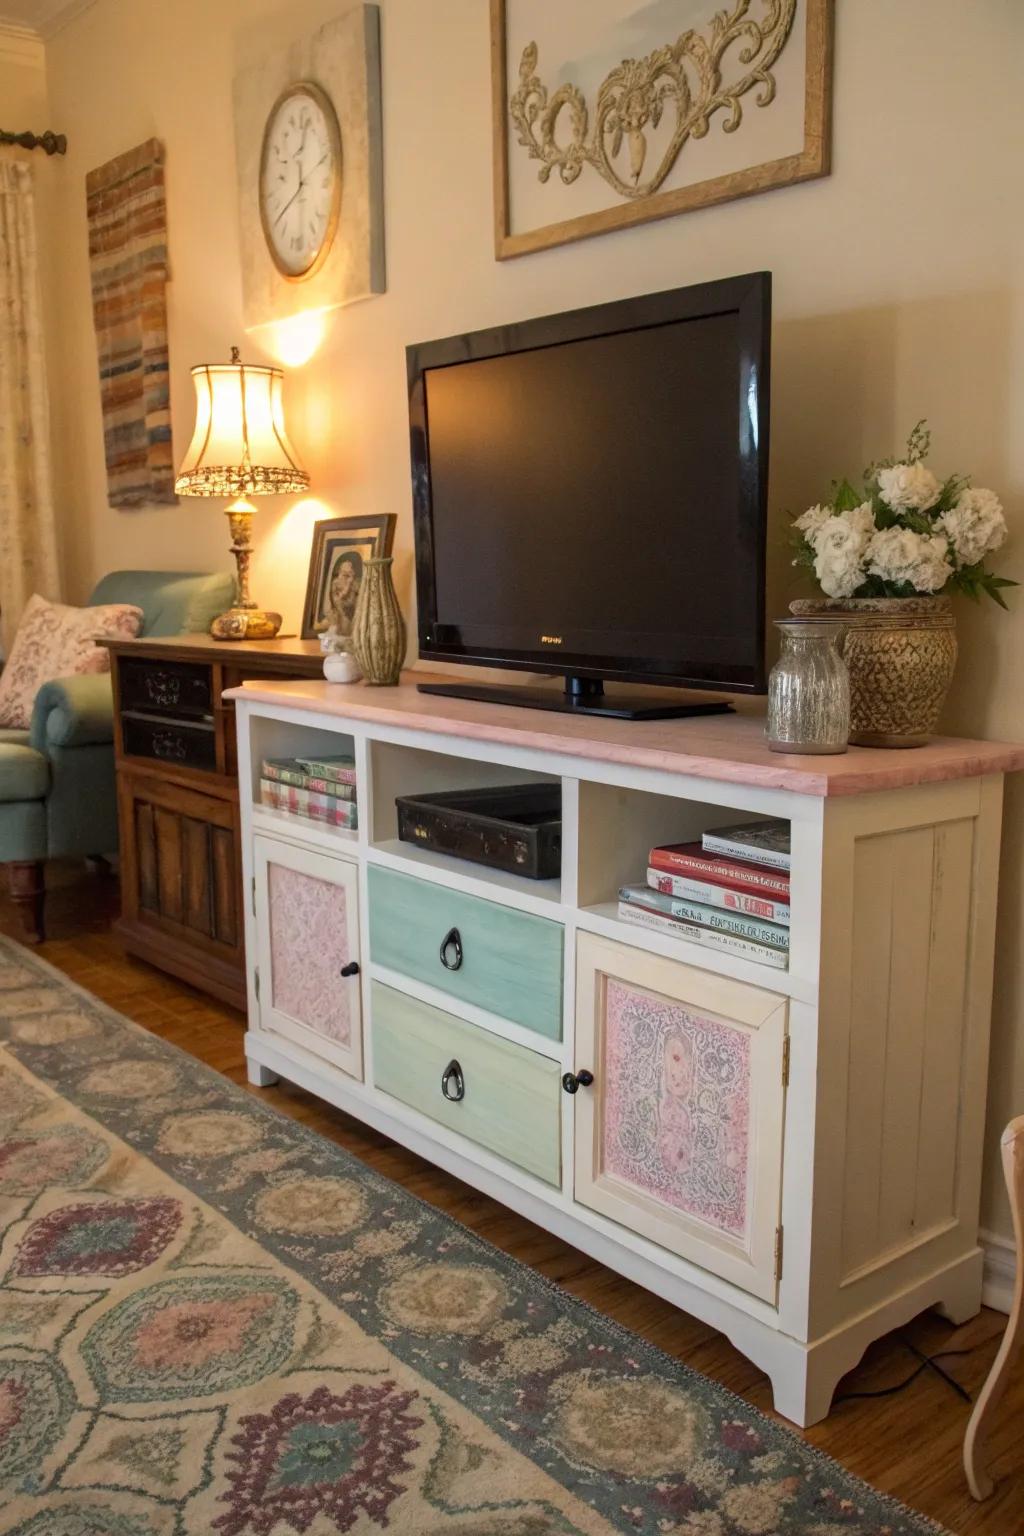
[275,176,304,226]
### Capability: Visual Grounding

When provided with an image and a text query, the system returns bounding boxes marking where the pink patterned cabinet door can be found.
[253,834,363,1081]
[573,933,787,1303]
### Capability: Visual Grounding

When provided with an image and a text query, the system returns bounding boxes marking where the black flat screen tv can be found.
[407,271,770,720]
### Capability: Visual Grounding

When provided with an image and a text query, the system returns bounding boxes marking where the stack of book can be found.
[617,819,790,970]
[260,754,358,831]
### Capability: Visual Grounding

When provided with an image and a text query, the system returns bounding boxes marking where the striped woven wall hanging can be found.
[86,138,175,509]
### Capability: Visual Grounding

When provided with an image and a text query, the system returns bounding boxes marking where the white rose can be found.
[876,461,941,511]
[911,534,955,593]
[866,526,952,593]
[938,487,1007,567]
[794,503,833,538]
[812,515,868,597]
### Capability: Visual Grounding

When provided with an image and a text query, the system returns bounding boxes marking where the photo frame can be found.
[301,513,396,640]
[491,0,833,259]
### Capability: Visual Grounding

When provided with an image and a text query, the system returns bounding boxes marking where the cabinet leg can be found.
[8,861,45,944]
[247,1058,280,1088]
[768,1351,846,1428]
[933,1254,983,1326]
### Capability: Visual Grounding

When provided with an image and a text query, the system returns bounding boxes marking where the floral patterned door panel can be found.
[573,933,787,1303]
[269,864,352,1045]
[603,979,751,1240]
[253,835,363,1081]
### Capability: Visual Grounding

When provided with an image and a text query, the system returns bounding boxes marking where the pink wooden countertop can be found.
[224,673,1024,797]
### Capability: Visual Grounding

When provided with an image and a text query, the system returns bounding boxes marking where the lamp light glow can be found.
[174,348,309,640]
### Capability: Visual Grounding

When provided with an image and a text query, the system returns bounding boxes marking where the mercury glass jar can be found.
[767,618,850,754]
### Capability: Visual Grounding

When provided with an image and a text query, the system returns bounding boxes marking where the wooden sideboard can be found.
[226,673,1023,1425]
[106,635,323,1009]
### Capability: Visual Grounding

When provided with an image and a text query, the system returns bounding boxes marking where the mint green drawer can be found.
[367,865,563,1039]
[371,982,561,1185]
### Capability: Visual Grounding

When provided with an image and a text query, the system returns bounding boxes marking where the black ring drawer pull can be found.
[561,1069,594,1095]
[339,961,360,978]
[441,1058,465,1102]
[439,926,463,971]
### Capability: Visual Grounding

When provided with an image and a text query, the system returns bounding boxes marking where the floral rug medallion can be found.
[0,937,946,1535]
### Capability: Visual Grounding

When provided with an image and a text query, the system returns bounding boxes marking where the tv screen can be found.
[408,273,769,703]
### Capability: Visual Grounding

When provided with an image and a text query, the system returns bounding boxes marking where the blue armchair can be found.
[0,570,234,941]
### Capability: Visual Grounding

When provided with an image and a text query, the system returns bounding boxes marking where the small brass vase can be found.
[350,557,406,686]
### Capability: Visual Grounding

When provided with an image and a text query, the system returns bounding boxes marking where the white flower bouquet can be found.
[793,422,1015,607]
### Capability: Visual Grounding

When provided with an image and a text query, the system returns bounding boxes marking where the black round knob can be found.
[339,961,360,978]
[439,926,463,971]
[561,1069,594,1095]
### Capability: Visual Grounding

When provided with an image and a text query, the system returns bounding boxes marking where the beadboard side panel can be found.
[841,817,974,1277]
[810,776,1003,1338]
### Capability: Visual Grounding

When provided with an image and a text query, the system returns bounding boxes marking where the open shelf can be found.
[252,805,358,854]
[247,715,358,808]
[367,738,563,904]
[575,779,790,978]
[576,780,786,908]
[577,902,801,998]
[368,837,561,917]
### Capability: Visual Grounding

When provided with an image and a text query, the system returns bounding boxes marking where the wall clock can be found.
[233,4,385,330]
[258,82,342,282]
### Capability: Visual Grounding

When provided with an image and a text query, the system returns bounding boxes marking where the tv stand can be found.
[416,674,734,722]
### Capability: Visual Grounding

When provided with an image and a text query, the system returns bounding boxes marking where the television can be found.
[407,271,770,720]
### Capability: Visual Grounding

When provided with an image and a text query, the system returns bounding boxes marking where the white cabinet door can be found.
[253,833,363,1081]
[573,932,787,1303]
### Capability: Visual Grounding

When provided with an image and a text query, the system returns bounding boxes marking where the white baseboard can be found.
[980,1228,1016,1314]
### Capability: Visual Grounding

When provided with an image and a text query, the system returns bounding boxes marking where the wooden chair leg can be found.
[964,1116,1024,1499]
[8,860,46,944]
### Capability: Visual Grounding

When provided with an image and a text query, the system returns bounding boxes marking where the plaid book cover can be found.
[260,778,358,829]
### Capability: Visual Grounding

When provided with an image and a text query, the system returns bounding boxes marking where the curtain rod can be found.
[0,130,67,155]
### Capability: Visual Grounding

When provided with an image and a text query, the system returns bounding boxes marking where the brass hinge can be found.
[781,1034,791,1089]
[774,1224,784,1281]
[254,966,260,1002]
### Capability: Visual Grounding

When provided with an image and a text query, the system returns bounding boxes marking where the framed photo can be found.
[301,514,396,640]
[491,0,833,259]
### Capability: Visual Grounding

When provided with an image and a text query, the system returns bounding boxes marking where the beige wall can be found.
[36,0,1024,1239]
[1,41,46,119]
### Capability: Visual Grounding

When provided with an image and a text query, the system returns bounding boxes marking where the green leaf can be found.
[832,478,864,513]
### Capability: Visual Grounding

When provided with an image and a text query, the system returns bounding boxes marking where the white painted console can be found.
[228,674,1024,1425]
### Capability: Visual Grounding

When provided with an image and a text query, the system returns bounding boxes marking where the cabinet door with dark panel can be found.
[118,769,243,999]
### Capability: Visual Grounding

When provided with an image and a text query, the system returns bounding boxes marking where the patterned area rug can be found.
[0,936,945,1536]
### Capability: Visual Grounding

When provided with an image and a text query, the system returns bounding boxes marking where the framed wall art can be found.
[233,4,385,330]
[301,513,396,640]
[491,0,833,259]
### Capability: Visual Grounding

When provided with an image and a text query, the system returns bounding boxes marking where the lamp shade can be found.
[174,356,309,498]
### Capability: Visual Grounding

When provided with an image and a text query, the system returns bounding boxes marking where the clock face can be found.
[259,82,342,280]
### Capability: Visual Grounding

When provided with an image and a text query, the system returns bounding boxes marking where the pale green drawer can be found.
[371,982,561,1186]
[367,865,563,1039]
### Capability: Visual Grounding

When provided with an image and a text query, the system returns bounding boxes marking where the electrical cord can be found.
[832,1333,987,1406]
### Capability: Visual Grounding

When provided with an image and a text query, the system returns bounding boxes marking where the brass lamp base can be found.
[210,606,283,642]
[209,498,282,643]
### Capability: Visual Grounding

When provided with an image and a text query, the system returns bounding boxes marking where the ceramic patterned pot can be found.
[350,557,406,686]
[789,596,957,748]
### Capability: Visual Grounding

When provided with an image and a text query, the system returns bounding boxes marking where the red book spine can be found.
[649,845,790,899]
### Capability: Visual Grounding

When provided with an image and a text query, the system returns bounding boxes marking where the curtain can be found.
[0,154,60,654]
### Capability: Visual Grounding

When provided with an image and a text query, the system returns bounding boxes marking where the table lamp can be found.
[174,347,310,640]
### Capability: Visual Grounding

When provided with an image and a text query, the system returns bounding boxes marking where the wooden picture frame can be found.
[491,0,834,260]
[301,513,396,640]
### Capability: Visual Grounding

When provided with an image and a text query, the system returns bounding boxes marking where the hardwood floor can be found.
[3,862,1022,1534]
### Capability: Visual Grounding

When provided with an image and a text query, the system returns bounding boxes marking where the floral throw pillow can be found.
[0,593,144,729]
